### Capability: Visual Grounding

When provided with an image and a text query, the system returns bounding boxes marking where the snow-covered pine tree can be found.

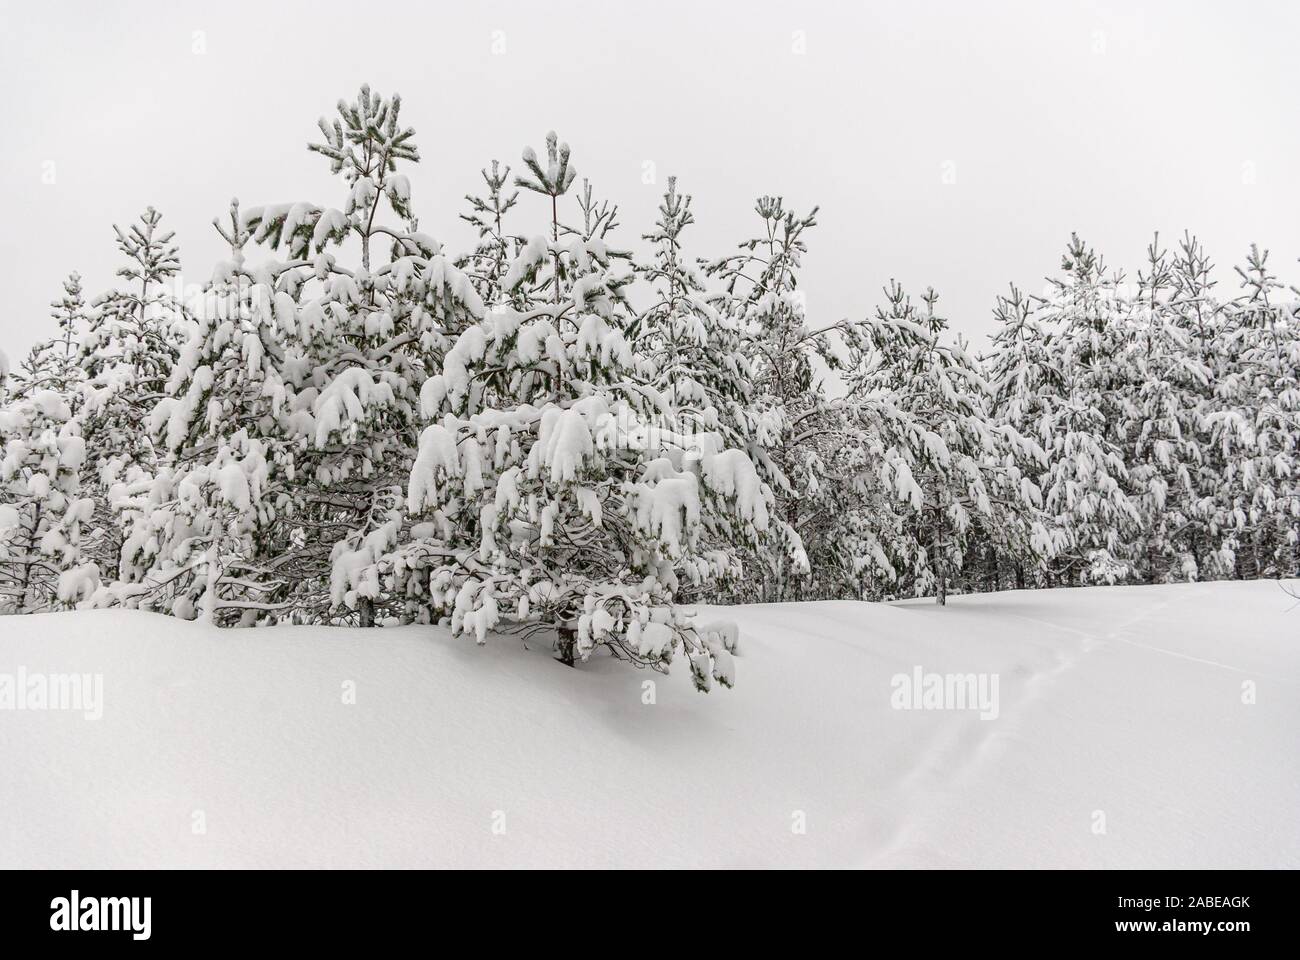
[1118,234,1213,582]
[703,196,866,601]
[987,285,1053,436]
[1220,244,1300,577]
[50,271,86,384]
[1026,234,1141,584]
[239,85,484,626]
[119,87,484,626]
[852,283,1049,603]
[809,347,926,600]
[632,177,775,600]
[0,275,96,608]
[1165,232,1242,578]
[106,199,290,622]
[7,272,87,402]
[638,180,753,445]
[395,134,755,689]
[75,210,190,578]
[514,131,577,304]
[458,160,520,305]
[8,346,50,399]
[0,390,96,612]
[37,272,85,393]
[79,210,187,454]
[982,284,1066,588]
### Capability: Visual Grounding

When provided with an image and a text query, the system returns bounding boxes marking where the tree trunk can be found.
[201,543,221,626]
[18,507,42,613]
[555,623,576,667]
[357,596,375,628]
[933,506,947,605]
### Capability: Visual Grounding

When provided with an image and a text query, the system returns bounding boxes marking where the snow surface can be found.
[1,581,1297,868]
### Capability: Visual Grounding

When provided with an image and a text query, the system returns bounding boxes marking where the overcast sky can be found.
[2,0,1297,363]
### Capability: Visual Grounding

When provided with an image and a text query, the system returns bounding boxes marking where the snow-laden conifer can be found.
[0,390,95,612]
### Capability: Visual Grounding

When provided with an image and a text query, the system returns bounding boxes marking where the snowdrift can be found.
[1,581,1297,868]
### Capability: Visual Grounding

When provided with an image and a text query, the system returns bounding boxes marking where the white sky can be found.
[2,0,1297,362]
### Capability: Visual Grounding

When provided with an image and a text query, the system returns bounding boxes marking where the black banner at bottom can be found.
[0,868,1284,947]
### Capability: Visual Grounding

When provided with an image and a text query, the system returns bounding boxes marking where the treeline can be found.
[1,86,1295,686]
